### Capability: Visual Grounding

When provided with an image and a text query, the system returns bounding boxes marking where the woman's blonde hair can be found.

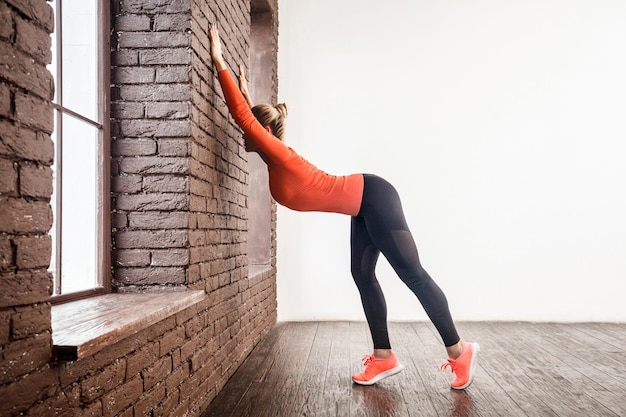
[251,103,288,141]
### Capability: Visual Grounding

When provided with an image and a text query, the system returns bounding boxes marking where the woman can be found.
[209,25,479,389]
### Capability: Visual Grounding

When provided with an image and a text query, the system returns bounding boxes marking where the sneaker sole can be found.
[451,342,480,390]
[352,363,405,386]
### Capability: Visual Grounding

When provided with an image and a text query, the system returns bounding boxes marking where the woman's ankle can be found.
[446,341,463,360]
[373,349,393,360]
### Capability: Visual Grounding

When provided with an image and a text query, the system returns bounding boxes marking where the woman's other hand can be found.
[209,24,227,72]
[238,65,254,108]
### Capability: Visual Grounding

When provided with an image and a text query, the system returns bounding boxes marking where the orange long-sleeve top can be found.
[218,69,364,216]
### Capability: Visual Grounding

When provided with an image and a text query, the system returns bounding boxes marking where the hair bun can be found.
[275,103,288,118]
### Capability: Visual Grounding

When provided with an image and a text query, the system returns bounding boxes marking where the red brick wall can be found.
[111,0,193,288]
[0,0,55,413]
[0,0,279,415]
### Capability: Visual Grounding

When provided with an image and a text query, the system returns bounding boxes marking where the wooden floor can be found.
[201,321,625,417]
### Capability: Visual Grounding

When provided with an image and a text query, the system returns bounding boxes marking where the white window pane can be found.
[60,114,98,294]
[62,0,98,121]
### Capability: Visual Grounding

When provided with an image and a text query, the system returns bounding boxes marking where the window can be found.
[247,2,274,270]
[48,0,110,300]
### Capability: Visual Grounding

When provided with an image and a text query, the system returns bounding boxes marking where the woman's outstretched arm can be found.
[209,25,227,72]
[210,25,253,108]
[209,25,289,162]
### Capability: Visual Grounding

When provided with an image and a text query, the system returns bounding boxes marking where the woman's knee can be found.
[400,268,432,291]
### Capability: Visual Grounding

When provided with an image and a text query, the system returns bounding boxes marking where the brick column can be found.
[0,0,55,414]
[111,0,193,289]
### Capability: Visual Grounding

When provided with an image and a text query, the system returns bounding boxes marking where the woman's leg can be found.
[351,216,405,384]
[350,214,391,351]
[359,175,460,348]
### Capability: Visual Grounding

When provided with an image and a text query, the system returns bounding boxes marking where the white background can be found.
[276,0,626,322]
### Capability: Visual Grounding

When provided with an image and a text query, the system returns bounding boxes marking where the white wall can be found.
[276,0,626,322]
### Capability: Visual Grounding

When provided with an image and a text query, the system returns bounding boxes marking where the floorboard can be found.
[201,322,626,417]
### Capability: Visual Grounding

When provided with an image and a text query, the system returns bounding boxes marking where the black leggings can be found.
[351,174,460,349]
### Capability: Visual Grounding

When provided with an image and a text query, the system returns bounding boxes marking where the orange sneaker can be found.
[440,341,480,389]
[352,352,404,385]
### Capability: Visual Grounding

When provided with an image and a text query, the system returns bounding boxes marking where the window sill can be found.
[51,290,205,361]
[249,263,274,277]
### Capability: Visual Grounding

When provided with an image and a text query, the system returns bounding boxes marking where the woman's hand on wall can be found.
[238,65,254,108]
[209,24,227,72]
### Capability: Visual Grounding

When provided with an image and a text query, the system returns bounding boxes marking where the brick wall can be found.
[0,0,279,415]
[111,0,193,288]
[0,0,56,413]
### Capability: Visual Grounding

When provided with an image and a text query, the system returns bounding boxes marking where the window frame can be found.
[50,0,111,303]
